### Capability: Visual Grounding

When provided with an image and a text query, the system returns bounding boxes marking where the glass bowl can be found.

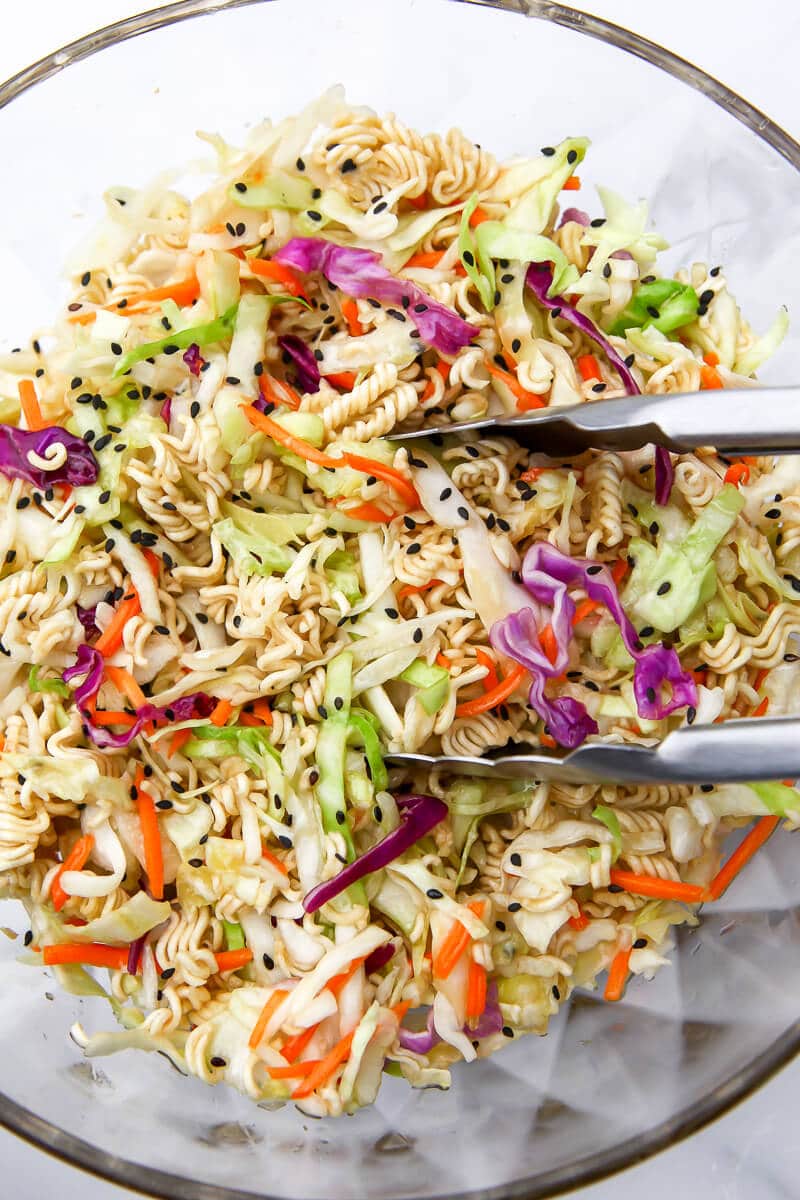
[1,2,800,1198]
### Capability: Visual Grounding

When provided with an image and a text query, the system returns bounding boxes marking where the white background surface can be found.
[1,2,799,1198]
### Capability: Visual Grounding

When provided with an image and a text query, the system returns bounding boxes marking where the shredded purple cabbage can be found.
[558,208,590,229]
[274,237,478,356]
[525,263,640,396]
[490,542,697,746]
[182,343,204,377]
[654,446,674,505]
[364,943,395,975]
[277,334,321,394]
[161,396,172,427]
[302,793,448,913]
[0,425,98,489]
[76,604,99,640]
[62,644,104,708]
[127,933,147,976]
[81,691,215,749]
[398,984,503,1054]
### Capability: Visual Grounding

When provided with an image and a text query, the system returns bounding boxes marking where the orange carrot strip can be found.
[251,699,273,726]
[168,727,193,757]
[90,710,138,728]
[105,665,147,710]
[404,250,446,269]
[475,647,500,692]
[325,371,357,390]
[94,588,141,658]
[724,462,750,487]
[484,357,546,412]
[752,696,769,717]
[576,354,601,382]
[291,1031,356,1099]
[753,667,770,693]
[343,502,396,524]
[247,259,307,298]
[210,699,233,727]
[520,467,544,483]
[406,192,429,210]
[466,961,488,1022]
[700,364,723,390]
[51,834,95,912]
[562,175,581,191]
[435,653,451,670]
[341,452,420,510]
[340,298,364,337]
[262,846,289,876]
[142,548,161,578]
[240,712,265,727]
[397,579,446,601]
[539,623,559,666]
[568,910,590,932]
[706,816,781,901]
[326,956,368,998]
[608,868,705,903]
[260,375,301,411]
[455,663,527,718]
[435,360,451,382]
[468,205,490,227]
[215,948,253,973]
[249,988,288,1049]
[611,559,628,585]
[703,350,720,367]
[43,943,129,970]
[433,901,485,980]
[122,276,200,312]
[268,1060,322,1079]
[604,947,632,1002]
[540,733,558,749]
[135,767,164,901]
[391,1000,412,1022]
[18,380,45,431]
[572,597,600,625]
[242,406,341,467]
[281,1023,320,1064]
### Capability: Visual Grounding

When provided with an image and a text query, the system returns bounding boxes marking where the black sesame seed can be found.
[657,581,672,596]
[701,783,714,793]
[784,652,800,663]
[278,835,292,849]
[313,349,324,361]
[696,306,708,319]
[155,799,173,810]
[439,487,452,502]
[508,901,521,912]
[341,157,357,174]
[155,624,170,636]
[335,810,345,825]
[687,706,697,725]
[541,146,556,156]
[426,888,444,900]
[307,210,322,222]
[633,938,647,950]
[590,217,606,228]
[646,306,660,319]
[406,542,421,555]
[225,375,240,386]
[765,508,781,519]
[552,985,561,1000]
[699,289,714,306]
[710,266,721,277]
[649,521,659,536]
[584,680,600,692]
[457,506,469,520]
[373,201,388,214]
[462,249,475,267]
[188,857,203,868]
[587,565,602,576]
[510,852,522,867]
[592,382,607,393]
[639,625,655,638]
[497,518,511,533]
[387,308,405,322]
[210,1057,226,1068]
[608,884,623,894]
[500,273,514,285]
[413,628,423,643]
[567,149,578,164]
[602,263,612,280]
[94,434,112,452]
[624,353,635,368]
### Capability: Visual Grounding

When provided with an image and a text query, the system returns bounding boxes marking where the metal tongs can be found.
[386,718,800,785]
[391,386,800,456]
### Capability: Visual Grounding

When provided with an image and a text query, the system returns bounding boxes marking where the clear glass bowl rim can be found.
[1,2,799,1198]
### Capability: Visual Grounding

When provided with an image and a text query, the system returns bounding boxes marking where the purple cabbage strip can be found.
[398,984,503,1054]
[364,942,396,975]
[302,793,449,913]
[277,334,321,394]
[81,691,215,750]
[274,237,478,357]
[62,644,104,708]
[76,604,99,640]
[161,396,172,427]
[654,446,674,506]
[490,542,697,746]
[558,207,590,229]
[0,425,98,489]
[182,343,204,377]
[127,932,147,977]
[525,263,640,396]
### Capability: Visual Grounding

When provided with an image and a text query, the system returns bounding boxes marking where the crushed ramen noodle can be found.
[0,89,795,1116]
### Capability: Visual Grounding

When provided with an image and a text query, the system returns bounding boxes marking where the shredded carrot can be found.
[466,960,488,1022]
[291,1030,356,1099]
[468,205,490,227]
[262,846,289,876]
[539,623,559,667]
[340,297,364,337]
[342,501,396,524]
[706,816,780,901]
[435,360,451,382]
[94,588,141,658]
[576,354,601,382]
[251,698,273,726]
[435,653,451,670]
[753,667,770,693]
[568,910,590,932]
[134,766,164,901]
[209,698,233,727]
[341,452,420,510]
[215,948,253,973]
[572,597,600,626]
[249,988,288,1049]
[247,258,307,298]
[325,371,357,390]
[397,579,446,601]
[608,867,705,903]
[752,696,769,717]
[604,946,632,1002]
[391,1000,412,1022]
[326,956,368,998]
[68,276,201,324]
[281,1023,320,1064]
[43,943,129,970]
[240,712,265,727]
[562,175,581,191]
[168,727,193,757]
[611,559,628,585]
[724,462,751,487]
[700,364,723,390]
[260,375,302,411]
[703,350,720,367]
[406,192,429,210]
[475,648,500,692]
[403,251,466,276]
[268,1060,322,1079]
[539,733,557,749]
[520,467,544,483]
[18,380,45,431]
[433,901,485,980]
[51,834,95,912]
[90,709,138,728]
[242,406,340,467]
[455,662,527,719]
[105,665,147,710]
[484,357,546,412]
[142,548,161,578]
